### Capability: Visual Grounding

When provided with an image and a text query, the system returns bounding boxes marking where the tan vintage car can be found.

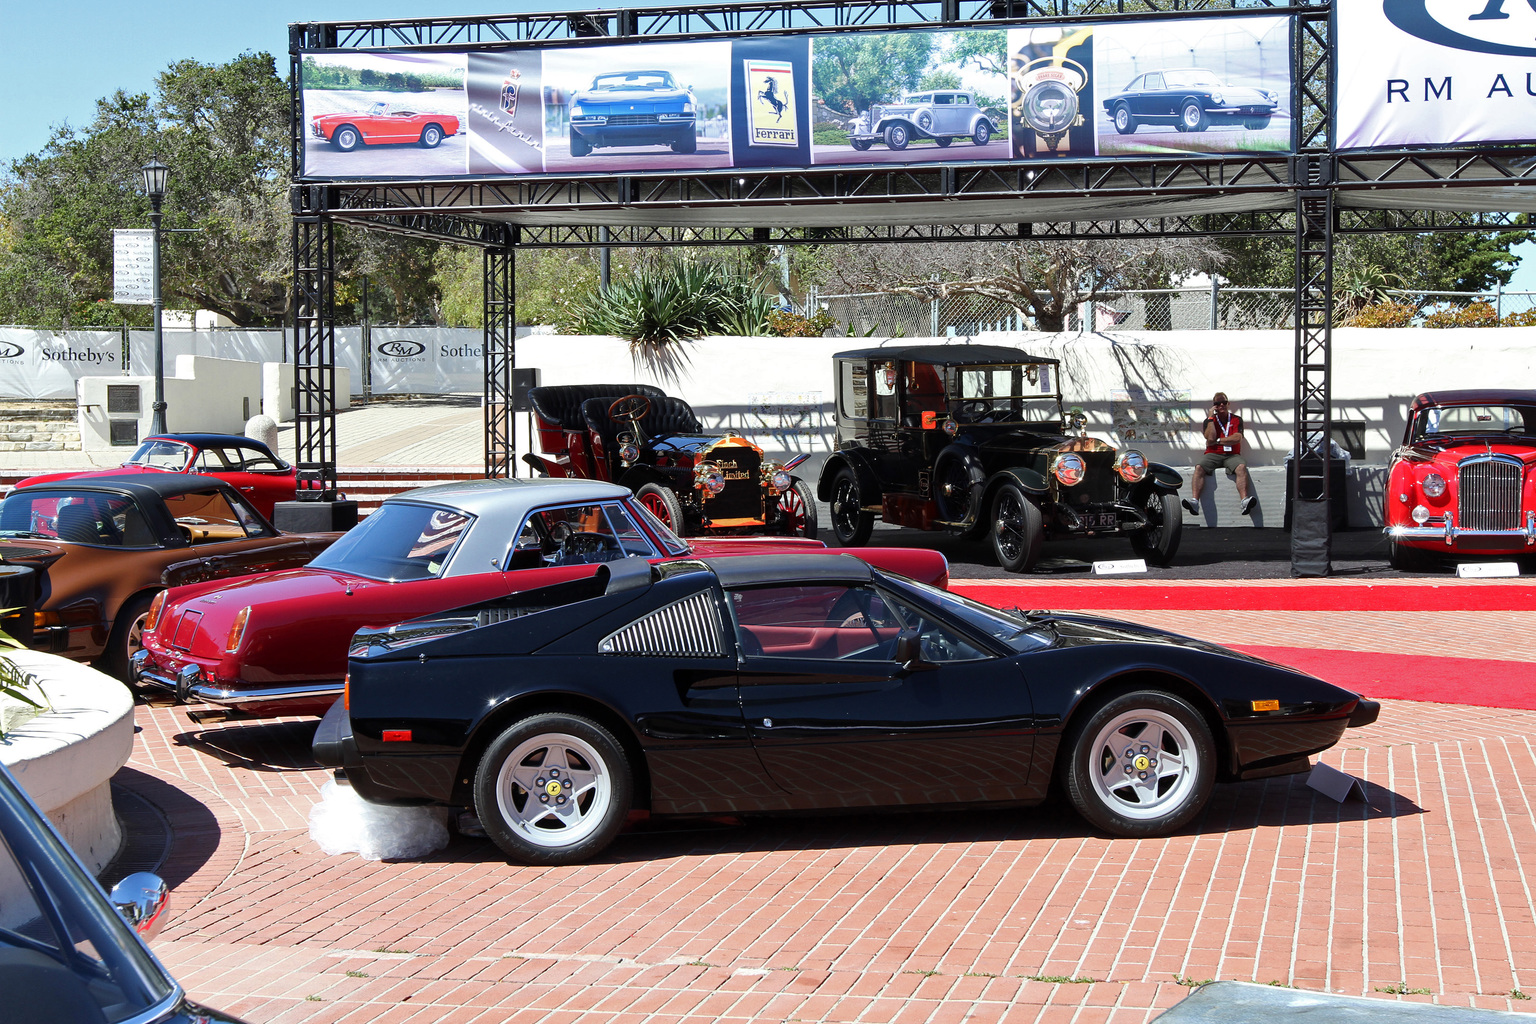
[0,474,338,678]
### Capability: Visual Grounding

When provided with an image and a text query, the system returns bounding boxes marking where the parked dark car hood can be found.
[1044,612,1314,673]
[967,430,1115,459]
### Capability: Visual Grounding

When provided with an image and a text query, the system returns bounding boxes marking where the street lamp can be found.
[140,157,169,435]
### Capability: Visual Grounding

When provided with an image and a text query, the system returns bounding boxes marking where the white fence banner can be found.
[0,329,123,399]
[370,328,483,394]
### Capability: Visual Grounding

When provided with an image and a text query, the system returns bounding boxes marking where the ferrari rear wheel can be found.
[1063,690,1215,838]
[420,124,443,148]
[829,467,874,546]
[637,483,686,537]
[105,591,156,683]
[778,480,819,539]
[476,713,632,865]
[333,126,362,152]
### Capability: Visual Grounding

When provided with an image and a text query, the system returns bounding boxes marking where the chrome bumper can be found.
[130,650,342,707]
[1384,510,1536,546]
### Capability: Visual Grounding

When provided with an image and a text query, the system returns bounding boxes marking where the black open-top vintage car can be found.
[525,384,815,538]
[315,552,1379,865]
[815,346,1186,572]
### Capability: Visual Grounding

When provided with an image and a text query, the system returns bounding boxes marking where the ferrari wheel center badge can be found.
[545,780,563,796]
[1133,754,1151,772]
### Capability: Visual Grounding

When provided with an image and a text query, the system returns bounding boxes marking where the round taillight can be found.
[1052,453,1086,487]
[1114,449,1148,484]
[1421,472,1446,498]
[144,591,166,633]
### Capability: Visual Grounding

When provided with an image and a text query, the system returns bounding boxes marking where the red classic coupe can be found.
[16,434,298,521]
[309,101,461,152]
[1385,389,1536,570]
[132,478,949,716]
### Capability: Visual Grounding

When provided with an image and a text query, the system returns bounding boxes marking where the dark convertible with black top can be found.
[316,553,1378,865]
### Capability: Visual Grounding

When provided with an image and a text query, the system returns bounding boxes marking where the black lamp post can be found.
[140,158,169,435]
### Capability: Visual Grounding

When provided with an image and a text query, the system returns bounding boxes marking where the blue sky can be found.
[4,0,1532,291]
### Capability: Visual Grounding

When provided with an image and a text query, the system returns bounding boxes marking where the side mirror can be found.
[895,629,937,672]
[110,872,170,939]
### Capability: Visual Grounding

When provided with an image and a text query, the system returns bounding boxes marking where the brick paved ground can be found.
[112,582,1536,1024]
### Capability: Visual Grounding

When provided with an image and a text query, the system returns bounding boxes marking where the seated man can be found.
[1183,391,1257,518]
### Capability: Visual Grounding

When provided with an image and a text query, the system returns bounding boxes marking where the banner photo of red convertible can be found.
[301,52,469,178]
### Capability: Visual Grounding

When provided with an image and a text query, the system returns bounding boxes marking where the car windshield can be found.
[895,576,1054,652]
[591,72,674,91]
[943,363,1063,425]
[1162,69,1222,88]
[124,440,191,471]
[1413,404,1536,440]
[309,502,473,581]
[626,498,691,556]
[0,768,176,1022]
[0,490,156,547]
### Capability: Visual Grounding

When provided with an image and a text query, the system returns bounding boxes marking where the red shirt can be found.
[1204,412,1242,455]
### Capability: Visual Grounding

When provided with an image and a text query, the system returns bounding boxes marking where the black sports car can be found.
[315,553,1379,865]
[1100,68,1279,134]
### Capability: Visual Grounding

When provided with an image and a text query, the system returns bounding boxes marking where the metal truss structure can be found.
[290,0,1536,575]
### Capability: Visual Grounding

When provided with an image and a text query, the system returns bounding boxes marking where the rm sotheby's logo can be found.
[378,340,426,358]
[0,341,24,359]
[1386,0,1536,58]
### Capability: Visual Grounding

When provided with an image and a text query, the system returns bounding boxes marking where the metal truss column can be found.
[1291,162,1334,577]
[484,246,516,478]
[292,186,339,495]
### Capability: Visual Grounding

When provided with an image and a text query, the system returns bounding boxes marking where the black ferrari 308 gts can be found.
[315,553,1379,864]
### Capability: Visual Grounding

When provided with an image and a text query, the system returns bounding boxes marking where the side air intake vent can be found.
[599,591,725,658]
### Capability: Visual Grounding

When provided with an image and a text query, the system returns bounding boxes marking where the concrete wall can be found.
[263,362,352,424]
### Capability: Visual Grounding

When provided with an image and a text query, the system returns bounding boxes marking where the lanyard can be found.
[1215,411,1232,436]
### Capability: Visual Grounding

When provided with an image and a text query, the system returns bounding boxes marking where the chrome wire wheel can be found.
[990,482,1042,573]
[495,731,613,850]
[1086,708,1198,820]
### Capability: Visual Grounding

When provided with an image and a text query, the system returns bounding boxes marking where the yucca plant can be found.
[0,614,47,740]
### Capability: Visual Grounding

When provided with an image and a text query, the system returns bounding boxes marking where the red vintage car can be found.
[16,434,298,521]
[309,101,461,152]
[1385,389,1536,570]
[132,478,948,717]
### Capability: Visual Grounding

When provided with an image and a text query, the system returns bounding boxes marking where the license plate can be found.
[1083,511,1118,530]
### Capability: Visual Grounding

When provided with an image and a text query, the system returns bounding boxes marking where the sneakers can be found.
[1240,495,1258,516]
[1181,497,1200,516]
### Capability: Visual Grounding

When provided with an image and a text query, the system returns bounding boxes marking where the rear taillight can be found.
[343,673,350,710]
[224,606,251,653]
[144,592,166,633]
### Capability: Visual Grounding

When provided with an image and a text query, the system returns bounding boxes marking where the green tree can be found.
[812,34,937,114]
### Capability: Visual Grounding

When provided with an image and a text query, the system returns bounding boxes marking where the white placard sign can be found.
[1338,2,1536,150]
[113,229,154,305]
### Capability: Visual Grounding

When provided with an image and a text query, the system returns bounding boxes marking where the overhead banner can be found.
[1338,2,1536,149]
[298,13,1292,179]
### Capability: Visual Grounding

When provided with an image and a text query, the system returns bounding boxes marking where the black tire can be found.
[419,124,444,148]
[1128,491,1182,566]
[778,480,819,539]
[934,137,952,148]
[569,132,591,157]
[1389,539,1436,573]
[474,713,632,865]
[829,466,874,547]
[990,482,1044,573]
[105,591,156,682]
[972,121,992,146]
[850,138,873,152]
[1062,690,1215,838]
[883,123,909,151]
[1181,100,1209,133]
[636,483,686,537]
[1113,103,1137,135]
[332,125,362,152]
[672,133,697,154]
[932,446,987,540]
[1242,116,1271,131]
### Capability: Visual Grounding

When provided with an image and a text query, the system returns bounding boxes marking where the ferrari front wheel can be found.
[1063,690,1214,838]
[475,713,632,865]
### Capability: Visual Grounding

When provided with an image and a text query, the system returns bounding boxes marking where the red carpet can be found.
[950,582,1536,612]
[1231,646,1536,711]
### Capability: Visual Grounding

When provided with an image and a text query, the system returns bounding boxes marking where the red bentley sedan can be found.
[1385,389,1536,570]
[132,478,949,716]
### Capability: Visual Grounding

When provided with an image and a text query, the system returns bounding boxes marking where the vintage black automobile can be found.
[0,761,247,1023]
[315,553,1379,865]
[1100,68,1279,135]
[815,346,1185,572]
[525,383,816,538]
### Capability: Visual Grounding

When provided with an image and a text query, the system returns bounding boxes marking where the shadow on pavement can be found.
[174,718,320,773]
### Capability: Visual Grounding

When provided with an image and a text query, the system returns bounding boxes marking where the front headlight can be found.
[1210,91,1223,105]
[571,104,583,116]
[772,470,793,492]
[1421,472,1447,498]
[618,442,640,463]
[696,462,725,495]
[1412,504,1431,524]
[1114,449,1148,484]
[682,101,695,114]
[1052,453,1086,487]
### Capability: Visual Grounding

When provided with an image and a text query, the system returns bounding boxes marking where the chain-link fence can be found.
[816,285,1536,335]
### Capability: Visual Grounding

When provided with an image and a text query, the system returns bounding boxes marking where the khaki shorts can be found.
[1198,450,1247,473]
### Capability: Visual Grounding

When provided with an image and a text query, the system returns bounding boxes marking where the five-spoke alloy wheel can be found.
[1063,690,1215,837]
[475,714,632,865]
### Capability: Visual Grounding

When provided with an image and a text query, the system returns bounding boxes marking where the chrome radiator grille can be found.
[1457,455,1523,530]
[604,114,661,126]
